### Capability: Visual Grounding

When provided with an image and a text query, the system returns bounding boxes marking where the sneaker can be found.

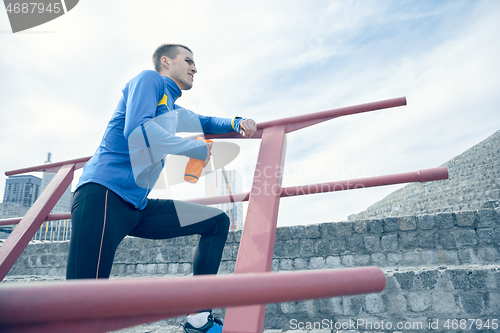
[182,313,223,333]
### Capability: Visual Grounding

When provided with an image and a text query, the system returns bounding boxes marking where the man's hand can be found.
[203,140,213,167]
[239,119,257,138]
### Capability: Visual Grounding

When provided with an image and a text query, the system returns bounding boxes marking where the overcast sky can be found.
[1,0,499,227]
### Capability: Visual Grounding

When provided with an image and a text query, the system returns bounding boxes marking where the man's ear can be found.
[161,56,170,69]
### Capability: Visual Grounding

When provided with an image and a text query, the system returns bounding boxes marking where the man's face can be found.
[166,47,197,90]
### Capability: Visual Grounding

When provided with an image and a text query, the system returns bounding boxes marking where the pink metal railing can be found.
[0,267,385,333]
[0,97,449,333]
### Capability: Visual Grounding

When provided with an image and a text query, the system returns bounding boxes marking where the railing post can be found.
[0,164,75,281]
[223,126,287,333]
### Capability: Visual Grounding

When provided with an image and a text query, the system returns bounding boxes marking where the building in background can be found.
[0,174,41,238]
[2,174,41,208]
[33,153,73,242]
[205,169,244,230]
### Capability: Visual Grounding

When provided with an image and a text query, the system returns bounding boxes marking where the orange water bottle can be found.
[184,137,213,184]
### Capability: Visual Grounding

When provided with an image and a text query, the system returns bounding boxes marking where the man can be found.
[67,44,256,333]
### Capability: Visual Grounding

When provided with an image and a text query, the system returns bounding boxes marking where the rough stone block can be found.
[179,263,192,274]
[136,264,147,274]
[227,229,242,243]
[310,257,326,269]
[353,220,367,234]
[341,255,354,267]
[477,247,500,262]
[438,230,456,249]
[418,214,435,229]
[315,239,346,256]
[403,251,422,266]
[146,263,157,274]
[157,263,167,274]
[469,269,488,289]
[160,248,180,262]
[299,239,315,254]
[318,297,343,315]
[353,254,370,266]
[342,296,363,315]
[305,224,321,239]
[418,270,439,290]
[224,261,235,273]
[280,259,294,270]
[477,228,496,245]
[455,211,477,226]
[400,232,418,249]
[383,294,406,314]
[419,250,438,265]
[399,216,417,230]
[281,301,299,314]
[222,246,233,260]
[345,235,365,254]
[458,248,482,264]
[371,253,387,266]
[432,292,459,313]
[272,259,279,272]
[436,213,455,228]
[126,264,136,275]
[381,234,398,252]
[417,230,437,248]
[435,270,455,291]
[325,256,341,268]
[436,249,459,265]
[394,271,416,290]
[487,293,500,314]
[447,268,470,290]
[454,229,478,247]
[294,258,308,270]
[387,253,402,266]
[336,222,353,237]
[364,236,380,253]
[367,219,384,234]
[320,223,337,238]
[476,209,498,227]
[274,240,301,258]
[289,225,305,239]
[408,292,432,312]
[460,293,484,314]
[384,217,399,232]
[364,294,385,313]
[167,263,179,275]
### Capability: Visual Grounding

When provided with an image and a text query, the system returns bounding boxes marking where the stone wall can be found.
[3,208,499,330]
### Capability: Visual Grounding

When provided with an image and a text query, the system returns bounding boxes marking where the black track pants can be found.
[66,183,230,279]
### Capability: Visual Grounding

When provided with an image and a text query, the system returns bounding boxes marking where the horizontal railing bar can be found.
[4,97,406,176]
[0,267,385,331]
[0,167,448,227]
[0,213,71,226]
[5,156,91,176]
[205,96,407,139]
[282,167,449,197]
[188,166,448,203]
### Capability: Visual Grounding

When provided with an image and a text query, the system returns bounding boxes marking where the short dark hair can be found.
[152,44,193,72]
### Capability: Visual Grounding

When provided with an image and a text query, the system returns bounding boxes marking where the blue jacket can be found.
[77,70,242,210]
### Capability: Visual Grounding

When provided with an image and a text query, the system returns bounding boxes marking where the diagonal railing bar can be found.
[0,164,75,281]
[0,267,385,333]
